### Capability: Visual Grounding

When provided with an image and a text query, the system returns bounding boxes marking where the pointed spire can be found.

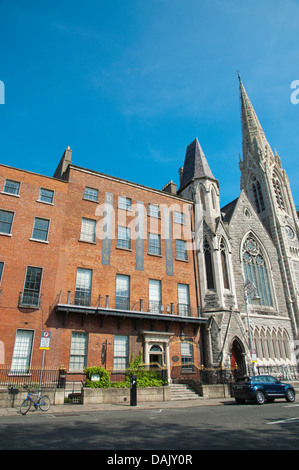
[238,73,271,157]
[178,138,218,192]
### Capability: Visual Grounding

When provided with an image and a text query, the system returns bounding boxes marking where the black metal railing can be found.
[54,291,197,317]
[171,364,299,384]
[110,368,168,385]
[18,291,42,309]
[0,367,61,389]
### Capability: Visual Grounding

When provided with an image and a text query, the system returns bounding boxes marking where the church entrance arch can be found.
[230,338,246,375]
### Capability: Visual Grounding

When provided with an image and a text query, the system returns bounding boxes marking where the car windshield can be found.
[241,375,281,383]
[236,377,250,383]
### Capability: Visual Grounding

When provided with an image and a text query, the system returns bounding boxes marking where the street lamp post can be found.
[244,280,260,375]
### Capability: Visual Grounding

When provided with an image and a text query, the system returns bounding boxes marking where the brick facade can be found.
[0,158,205,383]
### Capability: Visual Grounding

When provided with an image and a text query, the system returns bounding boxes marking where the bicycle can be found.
[20,390,51,415]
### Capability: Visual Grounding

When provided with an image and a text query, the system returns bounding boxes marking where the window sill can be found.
[0,191,20,198]
[248,305,275,313]
[82,197,99,203]
[147,252,162,258]
[0,232,12,237]
[175,257,189,262]
[116,246,132,252]
[18,303,41,310]
[79,238,96,245]
[29,238,49,244]
[36,199,54,206]
[118,207,133,213]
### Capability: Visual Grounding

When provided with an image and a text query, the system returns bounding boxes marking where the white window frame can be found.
[148,233,161,255]
[176,239,188,260]
[117,226,131,250]
[69,332,88,371]
[21,266,43,307]
[38,187,54,204]
[181,340,194,371]
[118,196,132,211]
[80,218,96,243]
[11,329,34,372]
[148,204,160,218]
[116,274,130,310]
[3,179,20,196]
[174,211,185,224]
[0,209,14,235]
[31,217,50,242]
[84,187,99,202]
[74,268,92,306]
[178,283,190,316]
[149,279,162,313]
[113,335,129,370]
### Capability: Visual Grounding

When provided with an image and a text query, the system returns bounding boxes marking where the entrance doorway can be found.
[230,339,245,375]
[149,345,163,369]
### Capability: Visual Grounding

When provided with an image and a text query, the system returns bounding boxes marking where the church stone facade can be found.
[177,76,299,374]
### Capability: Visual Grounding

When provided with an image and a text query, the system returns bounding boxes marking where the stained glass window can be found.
[242,234,273,307]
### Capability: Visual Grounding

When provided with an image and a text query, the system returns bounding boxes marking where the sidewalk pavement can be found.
[0,397,235,417]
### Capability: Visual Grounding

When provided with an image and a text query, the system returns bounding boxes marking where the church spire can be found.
[238,73,273,161]
[178,138,218,193]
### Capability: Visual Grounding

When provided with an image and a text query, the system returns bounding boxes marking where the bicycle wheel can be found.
[38,395,51,411]
[20,398,31,415]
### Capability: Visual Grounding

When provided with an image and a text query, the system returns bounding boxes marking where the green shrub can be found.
[111,381,127,388]
[83,366,111,388]
[83,354,167,389]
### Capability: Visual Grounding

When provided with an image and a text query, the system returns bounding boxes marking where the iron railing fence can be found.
[2,364,297,390]
[110,368,168,384]
[253,364,299,381]
[18,291,42,309]
[0,367,61,390]
[0,367,168,390]
[53,291,198,317]
[171,364,299,384]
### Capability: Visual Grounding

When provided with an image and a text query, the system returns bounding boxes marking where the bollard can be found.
[8,387,19,408]
[58,366,66,389]
[130,375,137,406]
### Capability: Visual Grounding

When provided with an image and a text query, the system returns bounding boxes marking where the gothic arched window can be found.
[211,187,216,210]
[272,176,285,210]
[242,234,273,307]
[220,239,230,289]
[200,187,206,210]
[252,178,265,213]
[204,239,215,290]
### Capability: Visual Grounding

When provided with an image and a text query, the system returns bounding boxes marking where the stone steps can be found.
[170,383,201,400]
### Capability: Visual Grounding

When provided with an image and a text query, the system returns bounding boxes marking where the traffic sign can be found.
[251,348,257,362]
[40,331,51,350]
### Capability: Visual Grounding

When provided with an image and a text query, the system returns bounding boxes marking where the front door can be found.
[230,339,246,375]
[149,345,163,369]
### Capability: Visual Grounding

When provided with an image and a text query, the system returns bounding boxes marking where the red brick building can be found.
[0,147,206,383]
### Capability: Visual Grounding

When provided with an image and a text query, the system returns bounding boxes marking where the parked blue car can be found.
[233,375,296,405]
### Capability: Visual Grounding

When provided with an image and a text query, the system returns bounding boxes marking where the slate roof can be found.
[178,138,218,193]
[220,197,239,223]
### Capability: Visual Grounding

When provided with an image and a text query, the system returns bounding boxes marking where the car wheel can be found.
[255,390,265,405]
[285,389,295,402]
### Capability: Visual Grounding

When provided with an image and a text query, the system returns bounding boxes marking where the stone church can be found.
[177,76,299,375]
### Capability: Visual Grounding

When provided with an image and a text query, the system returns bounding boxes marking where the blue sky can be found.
[0,0,298,207]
